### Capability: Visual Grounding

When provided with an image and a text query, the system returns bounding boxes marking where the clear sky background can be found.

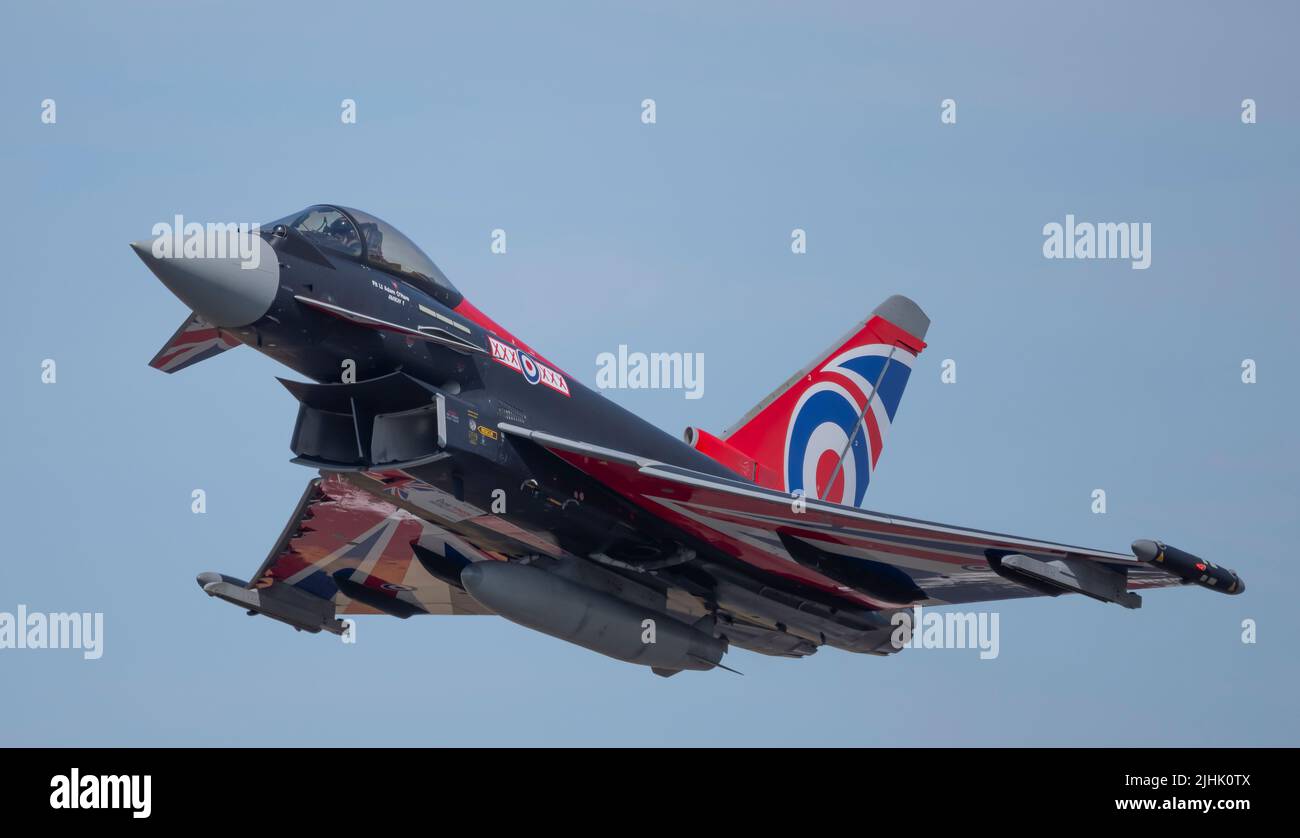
[1,1,1296,745]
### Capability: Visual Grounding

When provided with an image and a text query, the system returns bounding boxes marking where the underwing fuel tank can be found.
[1131,540,1245,595]
[460,561,727,673]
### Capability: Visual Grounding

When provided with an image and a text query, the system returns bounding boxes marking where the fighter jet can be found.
[131,205,1244,676]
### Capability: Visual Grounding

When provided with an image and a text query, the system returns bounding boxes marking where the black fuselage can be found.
[236,225,738,572]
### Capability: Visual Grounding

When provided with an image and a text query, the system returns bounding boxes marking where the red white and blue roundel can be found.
[783,344,915,508]
[519,352,542,385]
[488,335,571,396]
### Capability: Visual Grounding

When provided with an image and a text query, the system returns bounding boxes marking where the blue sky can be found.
[1,1,1296,745]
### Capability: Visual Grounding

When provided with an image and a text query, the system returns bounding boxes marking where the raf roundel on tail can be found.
[721,295,929,508]
[782,340,917,507]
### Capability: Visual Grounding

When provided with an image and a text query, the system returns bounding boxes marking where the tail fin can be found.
[720,295,928,508]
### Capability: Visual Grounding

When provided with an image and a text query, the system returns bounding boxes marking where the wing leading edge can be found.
[497,423,1242,610]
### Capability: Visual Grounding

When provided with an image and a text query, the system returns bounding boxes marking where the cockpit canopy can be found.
[273,205,462,306]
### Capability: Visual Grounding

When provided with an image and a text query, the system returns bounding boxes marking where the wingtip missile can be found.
[1131,540,1245,595]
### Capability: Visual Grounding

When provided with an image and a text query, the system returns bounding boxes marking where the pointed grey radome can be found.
[131,237,278,327]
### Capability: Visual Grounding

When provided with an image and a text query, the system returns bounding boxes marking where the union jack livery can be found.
[148,312,240,373]
[133,204,1245,676]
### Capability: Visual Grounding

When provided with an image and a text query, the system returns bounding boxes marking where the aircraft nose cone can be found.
[1130,539,1160,562]
[130,236,279,327]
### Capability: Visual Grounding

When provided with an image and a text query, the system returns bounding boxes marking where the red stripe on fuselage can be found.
[455,298,567,374]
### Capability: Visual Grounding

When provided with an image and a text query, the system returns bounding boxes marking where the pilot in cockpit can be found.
[326,215,361,254]
[355,221,384,256]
